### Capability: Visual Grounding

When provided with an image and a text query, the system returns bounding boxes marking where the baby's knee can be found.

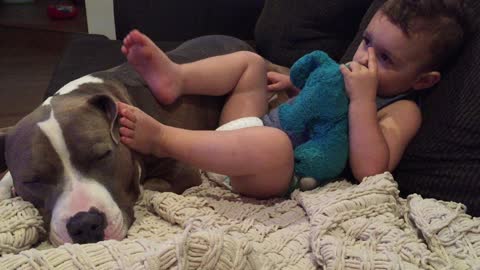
[263,128,294,169]
[235,51,267,71]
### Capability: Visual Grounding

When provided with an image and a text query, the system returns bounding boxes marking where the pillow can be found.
[255,0,374,67]
[342,0,480,216]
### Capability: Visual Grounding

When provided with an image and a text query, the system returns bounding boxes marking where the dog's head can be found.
[0,79,142,246]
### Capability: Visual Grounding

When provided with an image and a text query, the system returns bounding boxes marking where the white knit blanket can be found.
[0,172,479,269]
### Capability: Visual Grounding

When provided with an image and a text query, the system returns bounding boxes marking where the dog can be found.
[0,35,265,246]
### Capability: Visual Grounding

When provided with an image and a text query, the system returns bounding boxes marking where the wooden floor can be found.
[0,0,87,127]
[0,26,76,127]
[0,0,87,33]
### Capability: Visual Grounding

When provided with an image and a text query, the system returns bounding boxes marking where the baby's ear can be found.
[412,71,441,90]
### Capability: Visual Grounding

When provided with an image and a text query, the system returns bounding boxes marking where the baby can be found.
[117,0,466,198]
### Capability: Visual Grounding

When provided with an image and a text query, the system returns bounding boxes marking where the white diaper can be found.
[215,116,264,131]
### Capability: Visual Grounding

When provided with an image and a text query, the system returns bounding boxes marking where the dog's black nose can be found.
[66,207,107,244]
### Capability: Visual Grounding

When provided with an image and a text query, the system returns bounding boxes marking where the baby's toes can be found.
[129,30,146,45]
[118,104,137,122]
[120,136,135,148]
[119,127,135,138]
[120,117,135,129]
[121,45,129,55]
[123,34,134,48]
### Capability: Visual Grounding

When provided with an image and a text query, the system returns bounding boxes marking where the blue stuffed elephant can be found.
[264,50,349,189]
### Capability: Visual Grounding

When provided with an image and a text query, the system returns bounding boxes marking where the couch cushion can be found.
[45,35,180,98]
[114,0,264,42]
[255,0,374,67]
[342,0,480,216]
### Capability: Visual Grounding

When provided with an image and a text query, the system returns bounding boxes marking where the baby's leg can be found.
[118,102,293,198]
[180,50,269,124]
[122,30,182,104]
[123,30,268,124]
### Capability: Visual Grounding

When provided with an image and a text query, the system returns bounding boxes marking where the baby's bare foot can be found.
[117,102,168,157]
[122,30,182,104]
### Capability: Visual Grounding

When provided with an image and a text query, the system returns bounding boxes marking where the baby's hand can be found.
[340,47,378,102]
[267,71,300,97]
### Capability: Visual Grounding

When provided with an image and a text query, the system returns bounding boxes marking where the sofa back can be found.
[255,0,374,66]
[396,0,480,215]
[114,0,264,41]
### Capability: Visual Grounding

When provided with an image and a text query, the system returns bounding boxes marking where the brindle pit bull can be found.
[0,35,289,246]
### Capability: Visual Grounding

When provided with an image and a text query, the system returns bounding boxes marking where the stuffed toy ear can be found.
[289,51,336,90]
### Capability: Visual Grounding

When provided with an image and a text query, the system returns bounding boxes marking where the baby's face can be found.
[352,10,434,97]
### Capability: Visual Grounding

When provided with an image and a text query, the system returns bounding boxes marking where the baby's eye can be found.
[379,53,391,64]
[363,37,371,46]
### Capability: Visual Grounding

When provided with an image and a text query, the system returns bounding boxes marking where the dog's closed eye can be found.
[96,150,112,161]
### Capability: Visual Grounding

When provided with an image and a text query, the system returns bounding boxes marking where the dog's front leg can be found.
[142,178,173,192]
[0,171,14,200]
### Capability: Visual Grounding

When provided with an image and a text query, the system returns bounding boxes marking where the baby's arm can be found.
[341,48,421,181]
[267,71,300,97]
[340,48,387,180]
[348,99,421,181]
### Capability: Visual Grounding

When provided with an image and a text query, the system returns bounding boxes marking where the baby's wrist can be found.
[349,95,376,105]
[349,98,377,111]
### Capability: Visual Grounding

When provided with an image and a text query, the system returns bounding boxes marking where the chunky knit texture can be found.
[1,172,479,269]
[274,50,349,183]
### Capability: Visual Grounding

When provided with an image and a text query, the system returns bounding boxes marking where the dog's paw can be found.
[0,172,14,200]
[0,186,13,200]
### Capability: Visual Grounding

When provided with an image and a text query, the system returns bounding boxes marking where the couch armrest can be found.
[114,0,264,42]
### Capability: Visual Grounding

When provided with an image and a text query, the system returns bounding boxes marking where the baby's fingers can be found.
[368,47,378,73]
[267,81,284,91]
[267,71,283,81]
[340,64,352,76]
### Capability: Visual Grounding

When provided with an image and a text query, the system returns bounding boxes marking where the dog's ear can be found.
[0,127,10,172]
[88,95,120,144]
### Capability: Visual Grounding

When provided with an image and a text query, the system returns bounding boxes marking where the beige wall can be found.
[85,0,116,40]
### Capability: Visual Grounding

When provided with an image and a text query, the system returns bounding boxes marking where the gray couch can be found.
[47,0,480,215]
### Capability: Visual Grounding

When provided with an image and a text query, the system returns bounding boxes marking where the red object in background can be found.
[47,1,78,20]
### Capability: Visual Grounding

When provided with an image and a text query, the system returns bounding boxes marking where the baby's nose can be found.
[353,51,368,66]
[357,54,369,66]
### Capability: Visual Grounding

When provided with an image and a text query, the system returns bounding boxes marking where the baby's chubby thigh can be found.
[212,117,294,199]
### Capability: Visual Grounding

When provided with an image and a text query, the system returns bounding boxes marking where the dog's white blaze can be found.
[56,75,104,96]
[42,75,104,106]
[38,111,77,183]
[136,160,144,193]
[42,97,53,106]
[38,110,127,245]
[136,160,142,181]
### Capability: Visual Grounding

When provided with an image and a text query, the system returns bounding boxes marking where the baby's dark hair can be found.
[381,0,467,70]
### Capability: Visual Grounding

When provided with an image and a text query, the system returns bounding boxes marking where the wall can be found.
[85,0,116,39]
